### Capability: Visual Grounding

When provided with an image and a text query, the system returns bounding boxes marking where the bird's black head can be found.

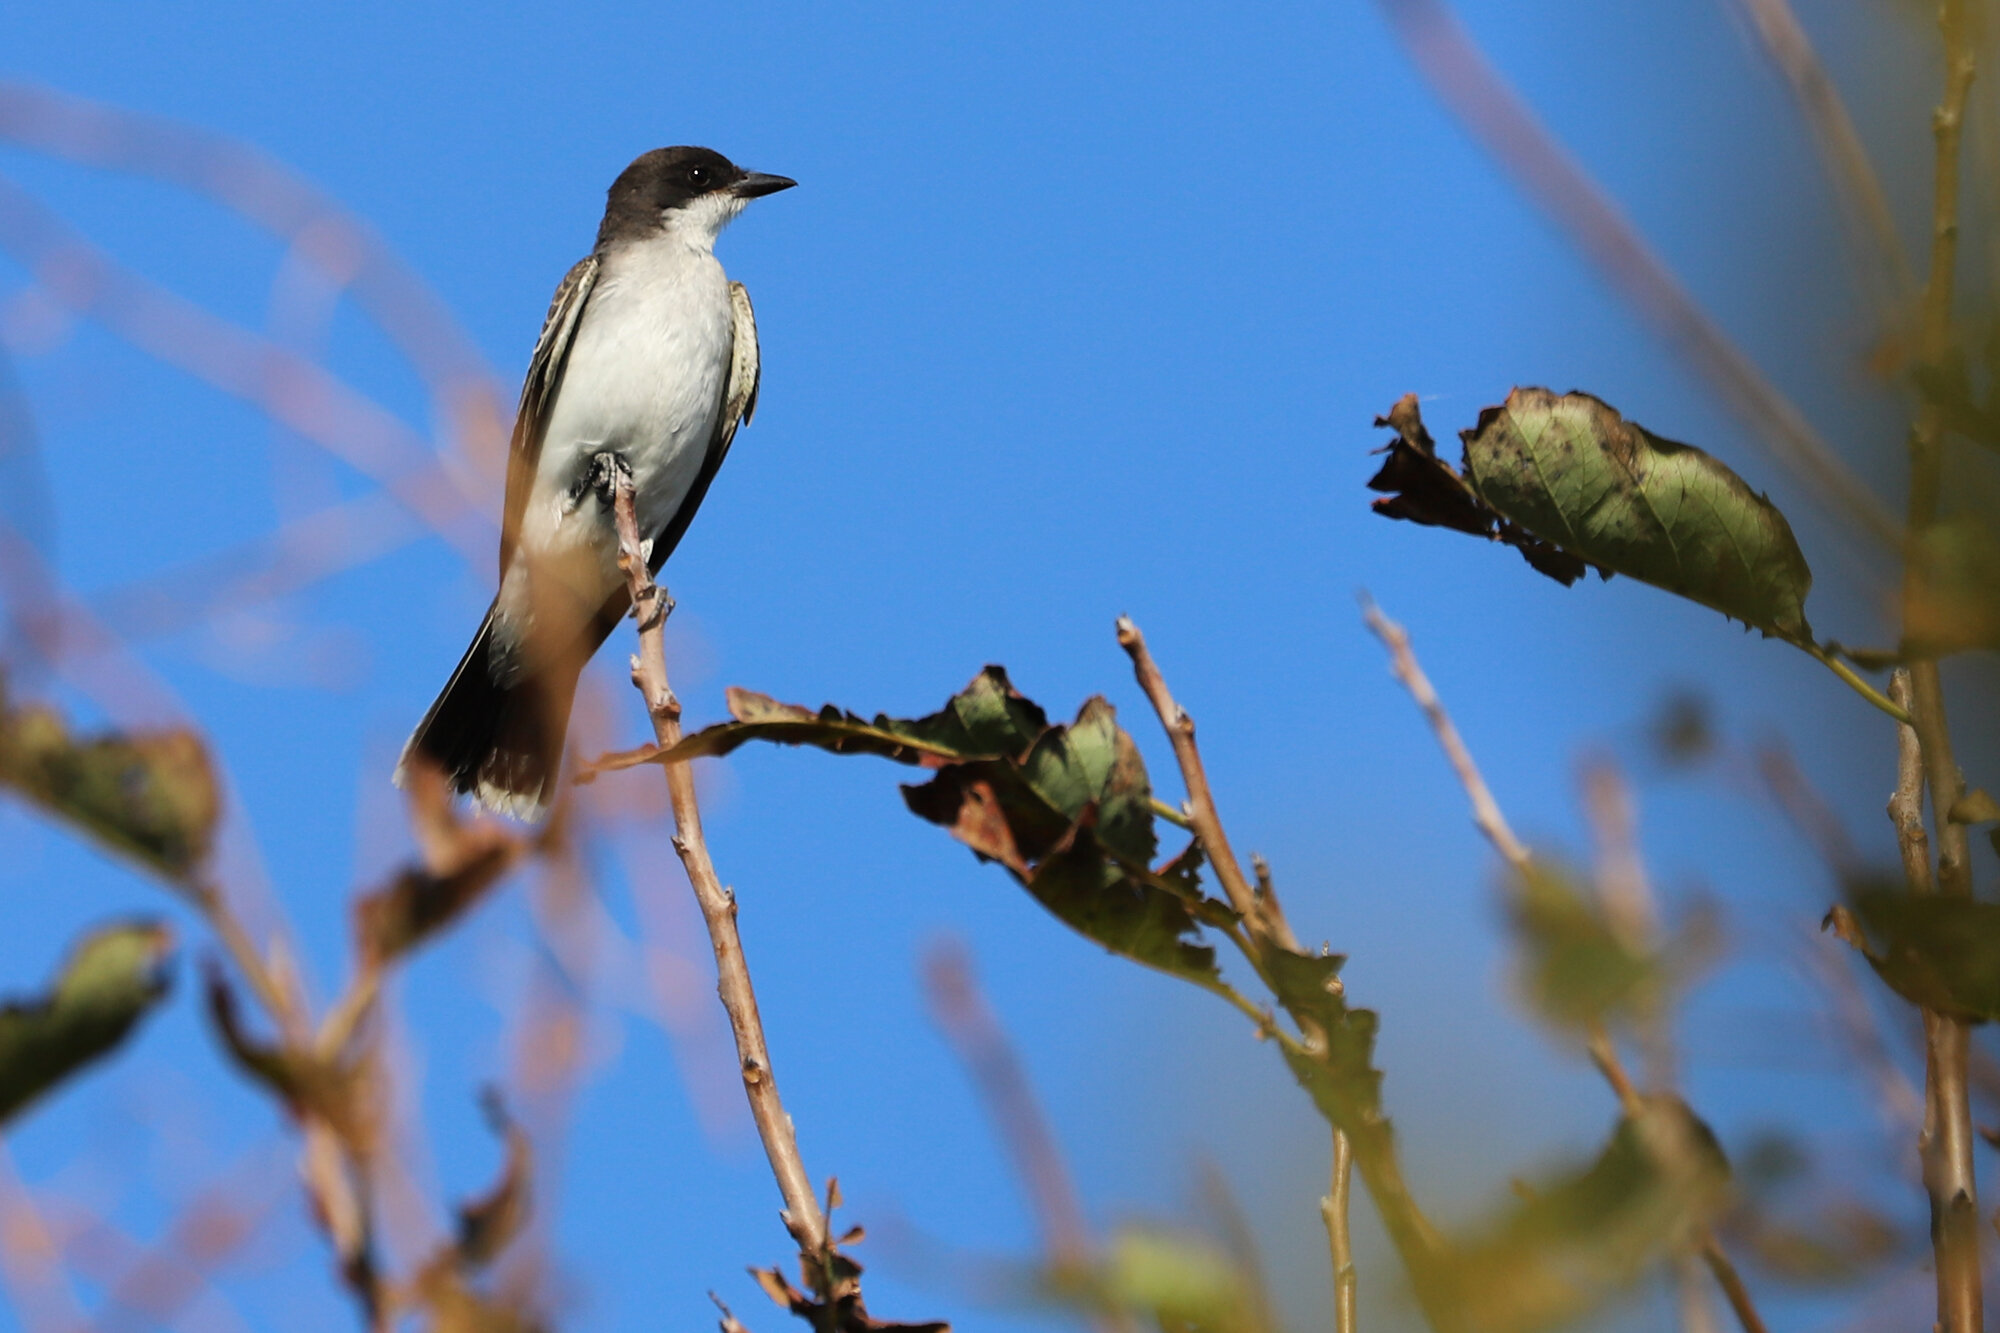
[598,146,795,248]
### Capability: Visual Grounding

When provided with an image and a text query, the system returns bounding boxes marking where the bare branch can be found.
[605,457,826,1259]
[1359,595,1530,872]
[1320,1129,1357,1333]
[1896,1,1985,1322]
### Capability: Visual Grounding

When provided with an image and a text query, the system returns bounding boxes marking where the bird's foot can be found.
[579,450,633,507]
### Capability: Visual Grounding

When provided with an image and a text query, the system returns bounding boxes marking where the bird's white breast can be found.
[505,239,734,630]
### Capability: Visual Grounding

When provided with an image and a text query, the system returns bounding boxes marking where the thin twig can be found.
[1320,1129,1357,1333]
[1371,0,1899,548]
[1117,612,1446,1312]
[1359,595,1530,872]
[1116,616,1293,947]
[1898,4,1985,1326]
[1698,1238,1770,1333]
[606,458,826,1259]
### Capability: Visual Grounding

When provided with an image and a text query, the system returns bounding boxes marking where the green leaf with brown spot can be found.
[1461,388,1815,644]
[0,921,174,1125]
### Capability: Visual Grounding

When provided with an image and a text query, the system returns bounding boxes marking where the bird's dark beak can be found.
[731,171,797,199]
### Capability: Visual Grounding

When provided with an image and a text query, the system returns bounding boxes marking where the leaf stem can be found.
[1803,643,1913,724]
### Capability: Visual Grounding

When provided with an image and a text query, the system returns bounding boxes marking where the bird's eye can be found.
[686,165,710,188]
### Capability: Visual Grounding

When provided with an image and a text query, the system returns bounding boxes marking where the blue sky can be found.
[0,3,1975,1331]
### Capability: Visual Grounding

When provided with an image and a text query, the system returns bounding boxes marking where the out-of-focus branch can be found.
[1367,598,1767,1333]
[1371,0,1899,548]
[1896,1,1985,1324]
[0,176,489,563]
[603,457,826,1262]
[0,79,509,473]
[1359,596,1528,873]
[922,942,1090,1269]
[1729,0,1916,323]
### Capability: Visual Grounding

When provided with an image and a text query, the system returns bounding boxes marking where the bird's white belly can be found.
[499,245,732,656]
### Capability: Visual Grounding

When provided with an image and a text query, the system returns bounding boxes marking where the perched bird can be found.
[397,146,795,819]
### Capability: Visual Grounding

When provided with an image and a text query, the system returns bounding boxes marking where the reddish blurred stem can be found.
[922,942,1091,1268]
[605,459,827,1261]
[1730,0,1915,322]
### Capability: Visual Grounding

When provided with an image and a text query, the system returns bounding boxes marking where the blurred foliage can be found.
[1428,1098,1731,1333]
[1902,514,2000,656]
[0,919,173,1125]
[1505,860,1712,1032]
[0,673,219,882]
[1826,889,2000,1021]
[1050,1228,1268,1333]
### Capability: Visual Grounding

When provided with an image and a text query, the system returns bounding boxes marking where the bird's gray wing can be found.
[645,279,761,574]
[499,253,600,576]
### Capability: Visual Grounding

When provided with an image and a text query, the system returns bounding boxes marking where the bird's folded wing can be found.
[643,280,762,574]
[499,253,601,575]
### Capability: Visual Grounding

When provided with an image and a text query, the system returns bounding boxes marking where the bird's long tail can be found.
[395,601,584,822]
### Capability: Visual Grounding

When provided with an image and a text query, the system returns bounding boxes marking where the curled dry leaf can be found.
[0,919,174,1125]
[0,674,219,880]
[1368,392,1591,585]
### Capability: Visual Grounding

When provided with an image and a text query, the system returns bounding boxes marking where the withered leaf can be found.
[1369,395,1592,586]
[629,670,1226,986]
[0,921,173,1125]
[0,677,219,881]
[203,962,361,1135]
[1368,392,1493,537]
[901,695,1220,983]
[354,844,518,968]
[1462,388,1815,644]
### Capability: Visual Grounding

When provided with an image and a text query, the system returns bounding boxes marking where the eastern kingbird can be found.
[397,146,795,820]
